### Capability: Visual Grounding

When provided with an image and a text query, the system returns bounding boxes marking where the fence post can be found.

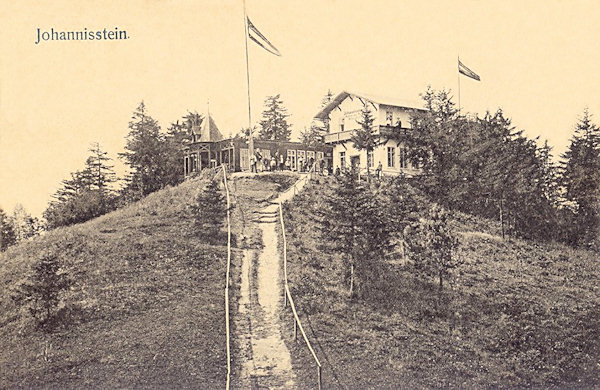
[318,365,322,390]
[293,319,297,342]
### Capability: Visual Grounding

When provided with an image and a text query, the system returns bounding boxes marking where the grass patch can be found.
[0,173,232,388]
[281,178,600,389]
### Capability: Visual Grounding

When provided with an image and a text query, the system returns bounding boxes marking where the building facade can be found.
[314,91,425,176]
[183,114,332,176]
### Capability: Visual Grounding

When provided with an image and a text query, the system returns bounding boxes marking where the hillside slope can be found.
[1,171,230,388]
[0,170,300,388]
[282,178,599,389]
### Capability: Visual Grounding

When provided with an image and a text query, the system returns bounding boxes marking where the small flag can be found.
[458,59,481,81]
[247,17,281,56]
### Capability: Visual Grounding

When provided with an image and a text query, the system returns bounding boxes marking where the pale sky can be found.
[1,0,600,216]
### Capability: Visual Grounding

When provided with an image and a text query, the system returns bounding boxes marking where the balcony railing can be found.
[324,125,412,144]
[323,130,354,144]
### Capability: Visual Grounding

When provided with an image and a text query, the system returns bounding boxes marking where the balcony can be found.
[324,125,412,144]
[323,130,354,144]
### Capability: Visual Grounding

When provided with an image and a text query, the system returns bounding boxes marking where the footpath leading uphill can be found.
[232,172,312,389]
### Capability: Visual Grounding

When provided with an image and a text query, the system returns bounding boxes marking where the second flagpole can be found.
[457,55,461,114]
[243,0,254,160]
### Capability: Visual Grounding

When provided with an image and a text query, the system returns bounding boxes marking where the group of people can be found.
[249,148,329,174]
[250,149,289,173]
[332,161,384,179]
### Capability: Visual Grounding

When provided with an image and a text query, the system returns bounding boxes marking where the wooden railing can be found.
[278,169,323,389]
[221,165,232,390]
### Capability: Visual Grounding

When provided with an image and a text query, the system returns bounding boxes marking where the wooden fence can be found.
[278,173,323,389]
[221,165,232,390]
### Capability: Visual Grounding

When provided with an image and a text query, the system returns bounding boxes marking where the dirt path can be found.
[234,175,310,389]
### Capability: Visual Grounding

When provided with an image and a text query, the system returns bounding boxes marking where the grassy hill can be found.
[281,178,600,389]
[0,170,297,388]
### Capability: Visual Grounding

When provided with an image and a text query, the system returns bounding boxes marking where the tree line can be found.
[395,87,599,250]
[316,86,598,299]
[0,93,304,250]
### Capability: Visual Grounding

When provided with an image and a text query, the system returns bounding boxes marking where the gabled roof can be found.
[198,114,223,142]
[314,90,425,120]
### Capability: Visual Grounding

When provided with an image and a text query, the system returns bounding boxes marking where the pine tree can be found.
[163,113,195,186]
[190,178,226,243]
[0,208,16,251]
[44,144,118,229]
[299,123,324,148]
[403,204,460,290]
[560,108,600,248]
[351,105,378,181]
[84,142,117,210]
[381,177,427,235]
[85,142,117,192]
[119,101,169,198]
[12,250,72,329]
[403,88,462,200]
[318,174,391,298]
[258,94,292,141]
[10,204,42,243]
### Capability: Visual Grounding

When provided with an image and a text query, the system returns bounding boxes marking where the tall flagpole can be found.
[457,55,461,114]
[243,0,254,160]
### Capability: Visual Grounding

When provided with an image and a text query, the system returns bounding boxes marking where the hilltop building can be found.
[183,113,332,175]
[314,91,425,176]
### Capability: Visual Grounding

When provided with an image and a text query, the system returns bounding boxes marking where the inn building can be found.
[183,113,332,175]
[314,91,425,176]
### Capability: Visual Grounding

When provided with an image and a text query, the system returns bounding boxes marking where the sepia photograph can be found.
[1,0,599,388]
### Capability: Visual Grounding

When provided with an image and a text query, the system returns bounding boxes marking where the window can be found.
[240,148,249,171]
[307,150,315,163]
[399,148,408,169]
[368,150,374,168]
[387,147,396,168]
[289,149,297,170]
[297,150,306,171]
[316,151,324,161]
[340,151,346,169]
[386,110,393,126]
[192,153,199,172]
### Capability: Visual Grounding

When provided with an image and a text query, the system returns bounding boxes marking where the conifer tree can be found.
[0,208,16,251]
[163,112,196,186]
[120,101,169,198]
[318,174,391,298]
[351,105,378,181]
[403,204,460,290]
[12,250,72,329]
[44,144,117,228]
[190,177,226,243]
[560,108,600,248]
[299,123,324,148]
[10,204,42,243]
[86,142,117,193]
[258,94,292,141]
